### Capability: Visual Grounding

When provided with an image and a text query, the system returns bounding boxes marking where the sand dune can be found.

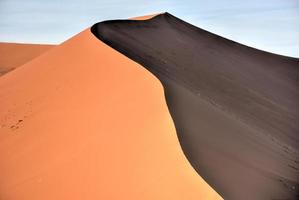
[0,15,222,199]
[0,42,54,76]
[91,12,299,200]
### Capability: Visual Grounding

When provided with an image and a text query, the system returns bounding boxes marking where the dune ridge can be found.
[91,12,299,200]
[0,15,222,199]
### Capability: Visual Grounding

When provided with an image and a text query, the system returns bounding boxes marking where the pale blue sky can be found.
[0,0,298,57]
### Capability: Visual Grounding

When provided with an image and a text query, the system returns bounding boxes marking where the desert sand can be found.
[92,12,299,199]
[0,42,53,76]
[0,15,222,199]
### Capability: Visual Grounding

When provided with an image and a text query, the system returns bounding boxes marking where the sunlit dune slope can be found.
[0,16,222,199]
[0,42,54,76]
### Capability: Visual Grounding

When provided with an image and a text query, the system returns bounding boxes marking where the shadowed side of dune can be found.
[0,42,54,76]
[91,13,299,200]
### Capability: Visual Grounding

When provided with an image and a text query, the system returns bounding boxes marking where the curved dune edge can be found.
[0,43,54,76]
[91,13,299,199]
[0,16,222,200]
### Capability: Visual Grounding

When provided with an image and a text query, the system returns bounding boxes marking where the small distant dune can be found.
[0,42,54,76]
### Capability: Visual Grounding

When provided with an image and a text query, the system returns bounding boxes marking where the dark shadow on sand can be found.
[91,13,299,200]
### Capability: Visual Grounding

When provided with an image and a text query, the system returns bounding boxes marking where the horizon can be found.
[0,0,298,58]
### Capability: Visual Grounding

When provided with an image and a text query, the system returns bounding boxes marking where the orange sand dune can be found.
[0,16,222,199]
[0,42,54,76]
